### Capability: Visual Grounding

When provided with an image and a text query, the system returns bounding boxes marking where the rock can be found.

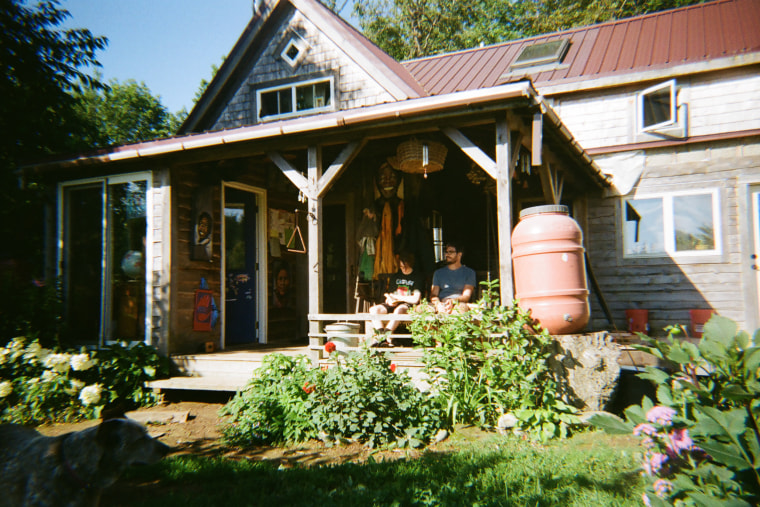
[434,429,449,443]
[496,413,519,435]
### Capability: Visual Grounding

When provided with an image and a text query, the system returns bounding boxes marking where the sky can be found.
[61,0,357,114]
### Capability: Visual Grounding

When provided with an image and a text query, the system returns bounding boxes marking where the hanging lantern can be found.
[396,138,447,178]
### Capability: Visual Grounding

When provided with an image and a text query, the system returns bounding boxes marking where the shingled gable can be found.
[180,0,425,134]
[403,0,760,96]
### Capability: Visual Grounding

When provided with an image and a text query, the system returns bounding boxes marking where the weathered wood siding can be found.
[551,69,760,149]
[585,140,760,334]
[212,8,395,130]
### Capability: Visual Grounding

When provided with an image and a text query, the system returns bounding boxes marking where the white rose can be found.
[69,379,85,392]
[0,380,12,398]
[79,384,102,405]
[44,353,71,373]
[9,337,25,351]
[41,370,58,383]
[0,349,8,365]
[70,353,95,371]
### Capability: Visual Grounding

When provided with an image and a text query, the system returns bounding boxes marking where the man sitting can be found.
[430,241,476,314]
[368,251,424,347]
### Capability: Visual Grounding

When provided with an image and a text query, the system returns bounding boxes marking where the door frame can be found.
[748,184,760,333]
[221,182,268,347]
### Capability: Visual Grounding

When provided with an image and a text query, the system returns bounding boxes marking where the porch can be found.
[148,315,657,394]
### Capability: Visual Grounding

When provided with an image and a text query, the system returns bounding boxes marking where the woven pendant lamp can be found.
[396,138,447,178]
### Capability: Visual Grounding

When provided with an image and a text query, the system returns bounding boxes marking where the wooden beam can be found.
[317,140,365,198]
[267,151,308,193]
[441,127,497,179]
[538,162,558,204]
[495,115,514,303]
[531,112,543,167]
[307,146,323,363]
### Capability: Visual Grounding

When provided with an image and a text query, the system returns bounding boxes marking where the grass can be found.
[111,430,646,506]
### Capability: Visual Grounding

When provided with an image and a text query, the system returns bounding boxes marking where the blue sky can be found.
[62,0,357,114]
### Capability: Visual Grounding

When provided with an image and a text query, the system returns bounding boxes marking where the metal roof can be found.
[403,0,760,95]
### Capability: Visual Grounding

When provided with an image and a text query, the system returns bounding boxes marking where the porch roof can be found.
[22,81,611,189]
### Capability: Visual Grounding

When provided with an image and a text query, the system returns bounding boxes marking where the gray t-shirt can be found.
[432,265,477,301]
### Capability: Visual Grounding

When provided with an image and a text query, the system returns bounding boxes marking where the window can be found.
[638,80,676,132]
[280,34,309,68]
[257,77,334,121]
[58,173,152,347]
[510,39,570,70]
[623,190,720,258]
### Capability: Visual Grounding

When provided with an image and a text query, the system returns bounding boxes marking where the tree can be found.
[74,77,185,148]
[353,0,707,60]
[0,0,106,269]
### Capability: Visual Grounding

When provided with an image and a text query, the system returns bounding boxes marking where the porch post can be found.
[495,114,515,304]
[307,146,323,362]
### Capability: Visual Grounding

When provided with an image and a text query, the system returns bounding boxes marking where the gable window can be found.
[510,39,570,70]
[257,77,334,121]
[623,190,721,258]
[280,34,309,68]
[638,80,676,132]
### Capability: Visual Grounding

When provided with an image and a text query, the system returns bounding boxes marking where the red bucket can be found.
[626,309,649,334]
[689,309,715,338]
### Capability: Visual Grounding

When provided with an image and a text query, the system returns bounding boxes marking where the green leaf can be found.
[587,414,633,434]
[667,344,692,364]
[688,491,751,507]
[638,367,670,386]
[698,440,752,469]
[699,339,728,362]
[703,315,738,348]
[656,384,674,406]
[742,348,760,377]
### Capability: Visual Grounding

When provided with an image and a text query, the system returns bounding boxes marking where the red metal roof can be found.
[403,0,760,95]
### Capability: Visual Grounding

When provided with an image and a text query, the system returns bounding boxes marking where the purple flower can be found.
[653,479,673,498]
[646,406,677,426]
[643,452,668,475]
[666,428,693,454]
[642,492,652,507]
[634,423,658,436]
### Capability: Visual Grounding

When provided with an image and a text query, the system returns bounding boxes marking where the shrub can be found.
[590,315,760,506]
[0,337,169,424]
[308,346,444,449]
[409,281,579,439]
[220,353,319,446]
[220,348,444,449]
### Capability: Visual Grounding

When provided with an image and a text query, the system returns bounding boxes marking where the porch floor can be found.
[147,333,654,394]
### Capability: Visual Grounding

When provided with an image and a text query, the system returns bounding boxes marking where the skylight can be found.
[511,39,570,70]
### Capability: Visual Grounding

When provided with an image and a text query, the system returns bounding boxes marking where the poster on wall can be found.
[191,188,214,261]
[269,209,295,253]
[192,289,214,331]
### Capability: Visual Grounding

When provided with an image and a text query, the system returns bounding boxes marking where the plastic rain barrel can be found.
[511,205,590,334]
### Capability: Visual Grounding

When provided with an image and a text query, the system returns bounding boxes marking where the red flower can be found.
[390,363,397,373]
[302,382,314,394]
[324,341,336,354]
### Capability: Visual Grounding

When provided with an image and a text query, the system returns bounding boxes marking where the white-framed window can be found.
[280,34,309,68]
[256,76,334,121]
[623,189,721,258]
[638,79,677,133]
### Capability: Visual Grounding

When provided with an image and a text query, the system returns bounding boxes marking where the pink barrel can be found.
[511,205,589,334]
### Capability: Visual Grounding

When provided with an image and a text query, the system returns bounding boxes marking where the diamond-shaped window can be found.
[280,35,309,68]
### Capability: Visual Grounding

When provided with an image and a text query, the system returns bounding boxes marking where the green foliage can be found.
[93,341,171,411]
[308,347,443,449]
[221,348,443,449]
[353,0,707,60]
[74,76,184,148]
[589,315,760,505]
[410,280,569,435]
[220,353,319,446]
[0,336,168,424]
[0,275,61,348]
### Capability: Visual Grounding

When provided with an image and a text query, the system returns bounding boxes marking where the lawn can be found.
[106,428,645,506]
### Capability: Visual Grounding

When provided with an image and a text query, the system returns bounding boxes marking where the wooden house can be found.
[24,0,760,368]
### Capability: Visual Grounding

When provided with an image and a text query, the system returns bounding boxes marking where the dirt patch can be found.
[36,395,438,467]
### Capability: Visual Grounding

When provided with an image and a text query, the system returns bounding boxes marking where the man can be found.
[430,242,477,313]
[369,251,424,346]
